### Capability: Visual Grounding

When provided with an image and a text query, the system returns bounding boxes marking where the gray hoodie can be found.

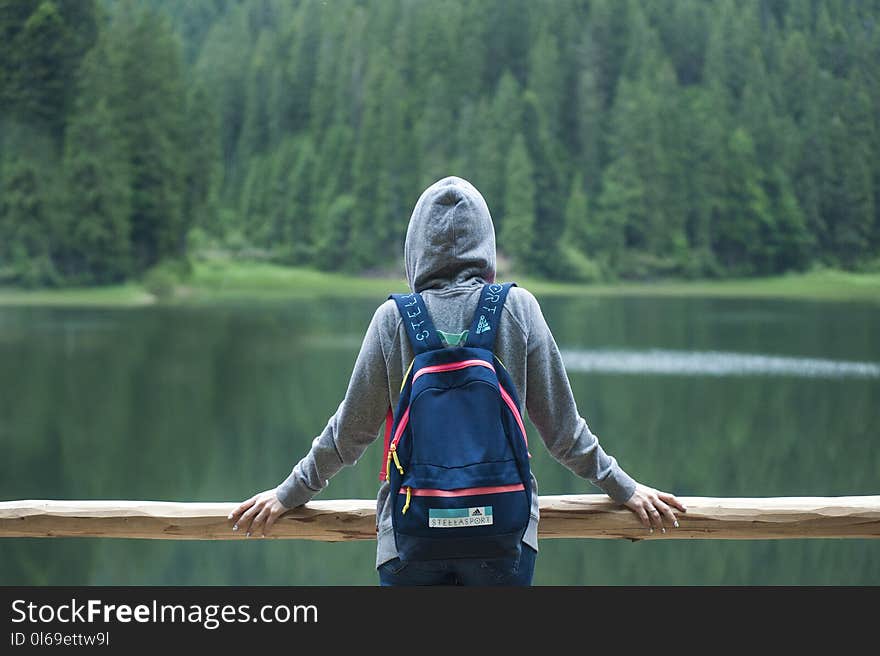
[276,176,637,568]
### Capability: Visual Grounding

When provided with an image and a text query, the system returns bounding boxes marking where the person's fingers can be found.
[251,505,272,537]
[658,491,687,514]
[653,498,677,531]
[236,502,263,536]
[647,501,664,530]
[633,502,651,530]
[228,494,258,526]
[263,505,284,537]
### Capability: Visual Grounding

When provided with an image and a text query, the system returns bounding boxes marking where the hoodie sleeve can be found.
[275,303,391,509]
[523,291,637,504]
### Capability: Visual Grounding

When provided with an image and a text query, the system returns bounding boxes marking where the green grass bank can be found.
[0,261,877,307]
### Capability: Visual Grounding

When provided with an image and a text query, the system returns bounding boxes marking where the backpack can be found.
[380,282,532,561]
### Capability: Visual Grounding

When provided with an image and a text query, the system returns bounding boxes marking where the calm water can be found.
[1,295,878,585]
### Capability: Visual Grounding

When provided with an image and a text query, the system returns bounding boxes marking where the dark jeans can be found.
[377,544,537,586]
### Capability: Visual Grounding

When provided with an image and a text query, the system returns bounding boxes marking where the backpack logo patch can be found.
[428,507,493,528]
[475,315,491,334]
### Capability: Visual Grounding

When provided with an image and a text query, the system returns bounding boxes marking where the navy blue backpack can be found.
[381,282,532,561]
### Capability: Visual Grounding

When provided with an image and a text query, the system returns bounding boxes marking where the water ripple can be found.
[560,348,880,378]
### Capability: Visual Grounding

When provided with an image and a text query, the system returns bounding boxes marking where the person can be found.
[227,176,686,585]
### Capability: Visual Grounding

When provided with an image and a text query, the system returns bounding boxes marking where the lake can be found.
[1,294,878,585]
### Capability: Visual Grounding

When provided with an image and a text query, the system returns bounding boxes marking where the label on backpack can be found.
[428,507,493,528]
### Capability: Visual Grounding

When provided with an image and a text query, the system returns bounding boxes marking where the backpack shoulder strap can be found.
[464,282,517,351]
[389,291,444,355]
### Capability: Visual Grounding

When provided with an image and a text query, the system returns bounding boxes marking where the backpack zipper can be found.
[400,484,525,497]
[411,359,495,382]
[400,484,525,514]
[391,358,529,459]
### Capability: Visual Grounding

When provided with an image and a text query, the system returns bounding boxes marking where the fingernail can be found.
[649,527,654,533]
[674,520,679,528]
[227,513,233,519]
[232,524,238,531]
[246,531,251,538]
[661,527,666,534]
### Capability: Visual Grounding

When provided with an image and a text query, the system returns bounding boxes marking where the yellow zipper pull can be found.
[385,449,393,481]
[390,443,403,475]
[402,486,412,514]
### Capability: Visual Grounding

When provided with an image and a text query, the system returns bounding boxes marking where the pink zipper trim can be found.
[498,384,529,449]
[406,358,530,452]
[390,406,410,448]
[412,359,495,383]
[398,483,525,497]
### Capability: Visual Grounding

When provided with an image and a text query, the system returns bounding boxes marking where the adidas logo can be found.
[476,315,491,334]
[471,508,482,516]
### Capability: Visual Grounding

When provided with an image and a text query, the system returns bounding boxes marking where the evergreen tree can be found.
[765,166,812,272]
[588,0,632,108]
[269,135,316,264]
[740,47,782,167]
[684,83,730,274]
[310,122,354,239]
[563,173,590,254]
[193,4,251,182]
[527,29,563,141]
[308,5,344,136]
[454,99,493,195]
[484,0,530,85]
[779,31,816,126]
[109,5,188,271]
[520,91,566,276]
[484,71,523,225]
[0,156,59,286]
[415,74,454,189]
[283,0,322,135]
[704,0,760,106]
[815,2,851,78]
[1,0,98,138]
[348,51,411,271]
[605,76,654,253]
[60,37,131,283]
[825,115,874,267]
[183,80,221,235]
[500,134,536,269]
[714,128,774,274]
[654,0,709,85]
[621,2,663,81]
[573,67,603,196]
[0,1,39,98]
[450,0,489,101]
[237,32,274,159]
[239,154,272,244]
[8,1,68,134]
[313,193,354,271]
[594,155,637,276]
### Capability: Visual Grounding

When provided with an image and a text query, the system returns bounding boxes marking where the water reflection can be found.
[1,296,878,585]
[561,349,880,378]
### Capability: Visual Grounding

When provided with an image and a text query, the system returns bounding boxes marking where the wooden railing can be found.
[2,495,879,541]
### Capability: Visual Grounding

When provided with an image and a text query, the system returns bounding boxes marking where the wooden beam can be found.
[1,496,878,541]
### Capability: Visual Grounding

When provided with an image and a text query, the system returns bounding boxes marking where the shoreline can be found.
[0,261,877,308]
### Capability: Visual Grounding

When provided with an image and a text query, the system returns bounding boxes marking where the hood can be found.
[404,176,496,293]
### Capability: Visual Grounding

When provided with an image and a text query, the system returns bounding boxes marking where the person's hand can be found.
[622,483,687,533]
[227,489,289,537]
